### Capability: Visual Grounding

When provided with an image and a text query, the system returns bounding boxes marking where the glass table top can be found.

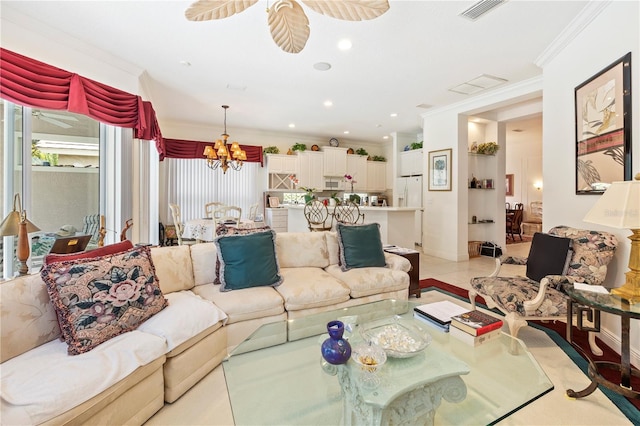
[563,285,640,318]
[222,298,553,425]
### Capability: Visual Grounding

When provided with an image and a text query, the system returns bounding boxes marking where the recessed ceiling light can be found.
[382,135,389,140]
[324,100,333,107]
[179,60,191,67]
[390,113,398,118]
[343,130,350,134]
[288,123,295,128]
[338,39,352,50]
[313,62,332,71]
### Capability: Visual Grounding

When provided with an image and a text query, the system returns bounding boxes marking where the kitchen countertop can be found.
[282,205,421,212]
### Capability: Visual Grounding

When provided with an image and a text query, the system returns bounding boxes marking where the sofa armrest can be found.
[384,252,411,273]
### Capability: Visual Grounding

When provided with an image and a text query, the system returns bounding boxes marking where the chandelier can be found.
[203,105,247,174]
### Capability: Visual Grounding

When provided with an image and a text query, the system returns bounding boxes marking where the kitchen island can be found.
[285,204,421,249]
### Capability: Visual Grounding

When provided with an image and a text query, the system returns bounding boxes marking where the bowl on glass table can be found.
[360,315,432,358]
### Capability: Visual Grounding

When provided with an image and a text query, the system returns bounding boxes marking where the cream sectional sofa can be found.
[0,231,411,425]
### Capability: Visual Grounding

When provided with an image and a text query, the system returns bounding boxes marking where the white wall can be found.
[422,78,541,260]
[542,1,640,360]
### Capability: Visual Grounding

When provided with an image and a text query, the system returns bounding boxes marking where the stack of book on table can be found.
[449,309,504,346]
[413,301,469,332]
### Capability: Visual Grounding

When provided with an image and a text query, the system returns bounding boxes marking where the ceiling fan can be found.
[32,111,78,129]
[185,0,390,54]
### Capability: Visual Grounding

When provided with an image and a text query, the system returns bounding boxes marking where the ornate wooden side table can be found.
[564,285,640,400]
[384,247,420,298]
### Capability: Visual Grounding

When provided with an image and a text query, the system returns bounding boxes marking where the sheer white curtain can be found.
[163,158,262,224]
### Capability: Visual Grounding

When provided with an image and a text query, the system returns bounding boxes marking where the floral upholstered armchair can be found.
[469,226,618,355]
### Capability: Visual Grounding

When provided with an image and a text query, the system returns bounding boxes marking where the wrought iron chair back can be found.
[333,202,365,225]
[303,200,333,232]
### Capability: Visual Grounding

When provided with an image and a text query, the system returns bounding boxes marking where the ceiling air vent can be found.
[459,0,507,21]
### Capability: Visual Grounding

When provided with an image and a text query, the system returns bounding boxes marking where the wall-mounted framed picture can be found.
[428,148,452,191]
[505,174,514,196]
[575,52,632,194]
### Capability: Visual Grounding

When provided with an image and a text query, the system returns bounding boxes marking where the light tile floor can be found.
[146,242,634,425]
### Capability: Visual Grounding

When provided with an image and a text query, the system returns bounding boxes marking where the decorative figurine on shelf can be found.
[470,175,477,188]
[321,320,352,365]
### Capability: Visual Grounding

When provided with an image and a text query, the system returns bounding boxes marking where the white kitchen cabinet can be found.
[346,155,368,191]
[266,154,298,189]
[266,154,297,174]
[265,207,288,232]
[297,151,324,191]
[322,147,347,177]
[399,149,423,176]
[367,161,387,191]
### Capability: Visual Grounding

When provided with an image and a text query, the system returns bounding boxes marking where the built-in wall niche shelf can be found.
[468,152,496,157]
[468,220,495,225]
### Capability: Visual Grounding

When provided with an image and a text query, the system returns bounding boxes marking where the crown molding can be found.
[535,1,611,68]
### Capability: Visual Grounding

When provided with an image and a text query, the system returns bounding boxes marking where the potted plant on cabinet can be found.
[292,143,307,152]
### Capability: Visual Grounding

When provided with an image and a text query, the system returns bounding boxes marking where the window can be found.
[1,101,101,277]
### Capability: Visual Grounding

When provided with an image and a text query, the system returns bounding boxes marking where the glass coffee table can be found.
[222,297,553,425]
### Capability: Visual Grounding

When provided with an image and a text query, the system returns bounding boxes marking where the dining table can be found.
[183,218,265,242]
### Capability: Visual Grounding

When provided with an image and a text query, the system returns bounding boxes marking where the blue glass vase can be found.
[321,320,352,365]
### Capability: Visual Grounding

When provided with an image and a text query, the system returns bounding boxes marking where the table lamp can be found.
[583,173,640,302]
[0,194,41,275]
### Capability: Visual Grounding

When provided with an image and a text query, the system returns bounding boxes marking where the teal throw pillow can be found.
[215,230,283,292]
[336,223,386,271]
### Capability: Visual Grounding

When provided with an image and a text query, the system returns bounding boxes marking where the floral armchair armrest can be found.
[502,256,528,265]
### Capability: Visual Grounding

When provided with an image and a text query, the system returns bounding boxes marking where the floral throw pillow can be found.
[41,245,168,355]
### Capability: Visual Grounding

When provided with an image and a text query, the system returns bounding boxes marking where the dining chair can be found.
[212,206,242,228]
[333,202,365,225]
[505,202,511,210]
[506,203,524,241]
[205,202,225,219]
[303,200,333,232]
[247,202,259,221]
[169,203,197,246]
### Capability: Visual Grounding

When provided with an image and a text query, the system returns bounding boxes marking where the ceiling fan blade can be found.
[40,116,72,129]
[185,0,259,21]
[302,0,389,21]
[40,112,79,121]
[268,0,310,54]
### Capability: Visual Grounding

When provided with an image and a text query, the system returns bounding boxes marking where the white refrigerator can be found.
[397,176,423,247]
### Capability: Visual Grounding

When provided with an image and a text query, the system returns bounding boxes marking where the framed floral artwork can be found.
[428,148,452,191]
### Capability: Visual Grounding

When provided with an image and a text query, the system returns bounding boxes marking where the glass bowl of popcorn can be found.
[360,315,432,358]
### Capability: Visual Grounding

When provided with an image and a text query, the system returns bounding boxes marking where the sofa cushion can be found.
[136,290,227,352]
[275,232,330,268]
[41,245,168,355]
[215,230,283,292]
[150,245,196,293]
[44,240,134,264]
[325,264,409,298]
[276,267,351,311]
[326,232,340,265]
[192,284,284,324]
[190,242,218,286]
[336,223,386,271]
[0,330,165,425]
[0,274,61,363]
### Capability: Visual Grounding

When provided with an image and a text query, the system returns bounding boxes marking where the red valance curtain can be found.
[0,48,165,158]
[164,138,263,165]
